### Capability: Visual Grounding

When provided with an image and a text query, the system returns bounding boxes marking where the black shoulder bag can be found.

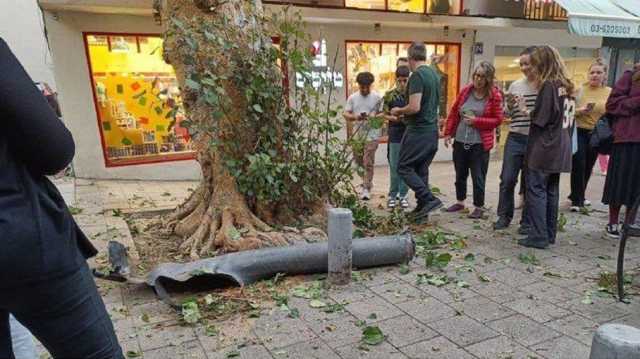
[590,115,614,155]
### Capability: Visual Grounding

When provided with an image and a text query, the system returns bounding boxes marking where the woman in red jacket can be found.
[444,61,504,219]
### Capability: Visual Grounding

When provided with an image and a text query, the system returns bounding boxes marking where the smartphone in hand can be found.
[585,103,596,112]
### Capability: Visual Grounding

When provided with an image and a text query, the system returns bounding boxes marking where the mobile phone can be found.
[360,112,367,117]
[586,103,596,111]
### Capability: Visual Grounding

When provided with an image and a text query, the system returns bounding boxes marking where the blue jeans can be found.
[388,142,409,199]
[497,133,528,223]
[0,263,124,359]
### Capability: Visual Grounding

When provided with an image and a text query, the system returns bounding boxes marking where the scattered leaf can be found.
[367,313,378,320]
[464,253,476,262]
[557,213,567,232]
[518,252,540,266]
[450,238,467,250]
[309,300,327,308]
[361,326,385,345]
[478,274,491,282]
[225,350,240,358]
[126,351,141,358]
[288,308,300,318]
[399,264,410,275]
[205,325,219,337]
[68,206,83,215]
[456,280,470,288]
[181,300,202,324]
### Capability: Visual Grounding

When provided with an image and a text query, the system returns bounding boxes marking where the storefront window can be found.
[494,46,600,92]
[84,34,195,166]
[344,0,460,14]
[346,41,460,118]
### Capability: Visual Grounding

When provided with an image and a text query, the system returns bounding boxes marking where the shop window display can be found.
[85,34,195,166]
[345,0,460,14]
[346,41,460,118]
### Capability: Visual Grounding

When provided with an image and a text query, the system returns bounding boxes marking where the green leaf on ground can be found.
[361,326,385,345]
[478,274,491,282]
[181,300,202,324]
[456,280,470,288]
[427,275,449,287]
[68,206,83,215]
[227,226,242,241]
[597,255,613,260]
[323,303,345,313]
[464,253,476,262]
[399,264,411,275]
[287,307,300,318]
[425,252,452,269]
[558,213,568,232]
[126,351,141,358]
[582,291,594,305]
[450,238,467,250]
[518,252,540,266]
[205,324,219,336]
[543,271,563,278]
[431,186,442,195]
[225,350,240,358]
[367,313,378,320]
[309,300,327,308]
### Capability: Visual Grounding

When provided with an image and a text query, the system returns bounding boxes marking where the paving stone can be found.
[310,315,363,349]
[427,315,498,347]
[335,341,408,359]
[485,267,541,287]
[142,340,206,359]
[376,315,438,347]
[487,315,561,347]
[538,255,597,273]
[119,339,142,358]
[419,282,479,303]
[560,297,631,323]
[327,283,377,304]
[502,297,571,323]
[360,268,403,287]
[253,316,317,350]
[396,297,457,324]
[345,295,403,322]
[518,281,578,304]
[469,280,530,304]
[544,314,600,346]
[448,296,515,323]
[369,281,424,304]
[130,300,176,326]
[122,283,159,306]
[207,343,273,359]
[112,316,137,344]
[399,336,476,359]
[271,339,340,359]
[137,321,196,351]
[465,335,539,359]
[96,280,124,305]
[196,317,258,352]
[531,336,590,359]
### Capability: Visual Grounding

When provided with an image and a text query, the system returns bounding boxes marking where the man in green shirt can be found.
[390,42,443,222]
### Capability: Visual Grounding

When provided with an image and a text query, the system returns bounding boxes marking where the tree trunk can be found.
[154,0,290,258]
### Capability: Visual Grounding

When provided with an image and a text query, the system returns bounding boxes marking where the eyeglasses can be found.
[473,73,487,79]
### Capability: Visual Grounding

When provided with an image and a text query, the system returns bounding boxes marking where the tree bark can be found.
[154,0,291,258]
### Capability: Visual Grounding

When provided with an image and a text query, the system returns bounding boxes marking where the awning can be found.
[554,0,640,38]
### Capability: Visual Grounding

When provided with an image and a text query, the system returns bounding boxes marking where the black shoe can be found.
[518,238,548,249]
[606,224,621,239]
[493,217,510,230]
[411,199,443,221]
[517,226,530,236]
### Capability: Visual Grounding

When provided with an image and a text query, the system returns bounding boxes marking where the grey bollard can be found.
[328,208,353,286]
[590,324,640,359]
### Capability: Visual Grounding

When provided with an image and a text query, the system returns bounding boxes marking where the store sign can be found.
[569,17,640,38]
[296,39,344,89]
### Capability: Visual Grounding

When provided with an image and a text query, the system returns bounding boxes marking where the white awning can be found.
[554,0,640,38]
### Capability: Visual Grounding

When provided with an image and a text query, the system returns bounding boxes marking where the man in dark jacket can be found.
[0,38,123,359]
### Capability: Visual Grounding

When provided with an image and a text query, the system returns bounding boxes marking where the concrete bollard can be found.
[327,208,353,286]
[590,324,640,359]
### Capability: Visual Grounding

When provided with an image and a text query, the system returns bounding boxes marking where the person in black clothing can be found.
[518,45,575,249]
[0,38,124,359]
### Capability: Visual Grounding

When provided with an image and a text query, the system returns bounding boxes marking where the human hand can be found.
[515,95,527,112]
[387,115,399,122]
[390,107,401,116]
[444,135,452,148]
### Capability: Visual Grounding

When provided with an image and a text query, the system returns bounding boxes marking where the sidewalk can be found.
[39,160,640,359]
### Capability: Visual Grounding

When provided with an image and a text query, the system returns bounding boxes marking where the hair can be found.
[520,46,537,57]
[408,42,426,61]
[530,45,575,95]
[396,57,408,66]
[395,66,410,78]
[356,72,375,86]
[587,58,608,86]
[473,61,496,90]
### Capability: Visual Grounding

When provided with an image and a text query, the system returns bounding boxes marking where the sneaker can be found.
[518,238,549,249]
[468,208,484,219]
[493,217,510,230]
[412,198,444,221]
[606,224,620,239]
[387,198,397,209]
[360,189,370,201]
[570,206,580,212]
[445,203,465,213]
[399,197,409,209]
[585,200,592,207]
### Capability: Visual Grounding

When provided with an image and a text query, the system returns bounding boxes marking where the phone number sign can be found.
[569,17,640,38]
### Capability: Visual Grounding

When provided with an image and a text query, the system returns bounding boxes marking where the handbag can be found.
[590,115,614,155]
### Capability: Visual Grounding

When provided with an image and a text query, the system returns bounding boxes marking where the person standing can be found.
[344,72,383,200]
[0,38,124,358]
[391,42,443,222]
[602,63,640,238]
[443,61,504,219]
[494,46,539,230]
[518,45,575,249]
[568,59,611,211]
[383,66,411,209]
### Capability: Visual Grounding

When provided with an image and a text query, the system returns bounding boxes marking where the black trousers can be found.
[497,132,528,223]
[453,141,490,208]
[525,169,560,246]
[569,128,598,207]
[398,130,439,206]
[0,263,124,359]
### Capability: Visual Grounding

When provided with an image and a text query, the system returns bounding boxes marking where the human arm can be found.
[605,70,640,117]
[390,72,422,116]
[0,38,75,176]
[343,95,361,122]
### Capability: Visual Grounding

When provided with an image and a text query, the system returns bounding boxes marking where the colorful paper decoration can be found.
[138,96,147,106]
[156,125,165,132]
[139,117,149,125]
[122,137,133,146]
[116,84,124,94]
[130,82,141,91]
[102,122,111,131]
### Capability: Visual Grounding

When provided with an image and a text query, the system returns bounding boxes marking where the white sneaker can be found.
[585,200,592,207]
[570,206,580,212]
[360,189,370,201]
[606,224,620,239]
[387,198,397,209]
[400,197,409,209]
